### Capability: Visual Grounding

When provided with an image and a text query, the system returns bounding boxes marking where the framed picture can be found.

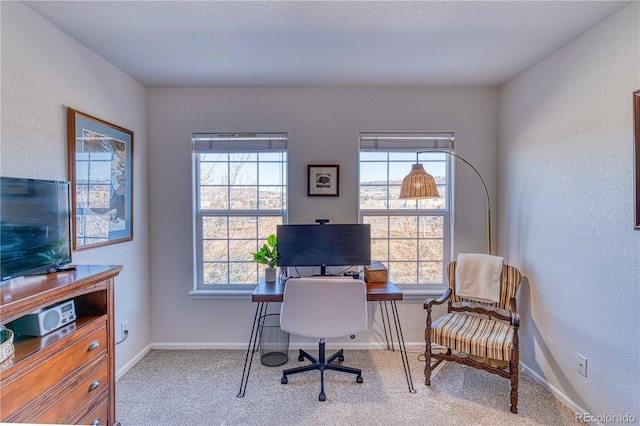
[635,90,640,230]
[308,165,339,197]
[67,108,134,250]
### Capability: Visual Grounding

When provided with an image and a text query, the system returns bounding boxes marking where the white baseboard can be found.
[151,342,243,350]
[116,343,152,380]
[520,361,597,425]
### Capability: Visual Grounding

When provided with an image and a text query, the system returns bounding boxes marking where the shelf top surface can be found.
[1,265,122,321]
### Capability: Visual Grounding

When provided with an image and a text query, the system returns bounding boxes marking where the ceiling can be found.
[23,1,631,87]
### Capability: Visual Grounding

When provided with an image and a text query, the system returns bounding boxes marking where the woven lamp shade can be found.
[399,164,440,199]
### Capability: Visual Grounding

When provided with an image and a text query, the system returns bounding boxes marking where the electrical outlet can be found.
[121,321,128,340]
[577,354,587,377]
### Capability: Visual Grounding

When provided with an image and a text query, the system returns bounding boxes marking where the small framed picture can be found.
[308,165,339,197]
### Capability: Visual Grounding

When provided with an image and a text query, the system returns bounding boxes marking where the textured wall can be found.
[1,2,151,374]
[498,3,639,417]
[147,87,499,348]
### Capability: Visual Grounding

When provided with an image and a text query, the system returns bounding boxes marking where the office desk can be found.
[237,278,416,397]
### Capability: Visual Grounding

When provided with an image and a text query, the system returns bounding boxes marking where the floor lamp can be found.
[399,152,492,255]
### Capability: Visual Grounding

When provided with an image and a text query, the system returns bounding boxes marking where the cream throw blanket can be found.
[455,253,504,303]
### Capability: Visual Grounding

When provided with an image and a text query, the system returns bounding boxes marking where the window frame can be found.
[191,133,287,297]
[359,132,454,296]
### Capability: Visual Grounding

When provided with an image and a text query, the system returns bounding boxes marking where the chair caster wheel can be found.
[356,375,363,383]
[298,355,304,362]
[281,376,288,384]
[319,392,326,401]
[338,354,345,362]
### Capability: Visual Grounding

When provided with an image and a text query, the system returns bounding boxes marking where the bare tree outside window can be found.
[359,133,451,288]
[194,134,287,289]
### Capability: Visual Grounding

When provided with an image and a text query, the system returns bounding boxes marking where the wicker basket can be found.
[364,262,388,283]
[0,329,15,364]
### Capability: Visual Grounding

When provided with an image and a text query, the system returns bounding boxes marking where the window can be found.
[359,132,453,291]
[193,133,287,291]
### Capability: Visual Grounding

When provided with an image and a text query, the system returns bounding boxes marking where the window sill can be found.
[188,287,446,301]
[188,289,253,300]
[400,288,448,301]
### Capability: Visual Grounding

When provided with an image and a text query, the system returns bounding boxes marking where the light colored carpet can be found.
[116,349,578,426]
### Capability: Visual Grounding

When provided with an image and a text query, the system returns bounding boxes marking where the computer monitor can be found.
[277,223,371,275]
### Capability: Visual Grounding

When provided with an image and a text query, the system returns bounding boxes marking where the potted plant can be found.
[253,234,278,282]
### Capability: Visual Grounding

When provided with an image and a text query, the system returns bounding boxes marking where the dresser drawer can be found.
[74,394,109,426]
[29,360,108,424]
[0,321,107,420]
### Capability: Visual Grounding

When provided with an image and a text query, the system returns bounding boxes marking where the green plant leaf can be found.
[251,233,278,268]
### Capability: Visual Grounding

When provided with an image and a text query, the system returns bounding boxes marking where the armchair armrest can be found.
[424,288,452,310]
[510,297,520,328]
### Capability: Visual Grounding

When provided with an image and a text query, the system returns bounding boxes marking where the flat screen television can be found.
[1,177,72,281]
[277,223,371,275]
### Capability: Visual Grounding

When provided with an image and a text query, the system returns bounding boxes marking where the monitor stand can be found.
[312,265,328,276]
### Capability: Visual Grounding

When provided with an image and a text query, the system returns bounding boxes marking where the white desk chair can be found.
[279,277,368,401]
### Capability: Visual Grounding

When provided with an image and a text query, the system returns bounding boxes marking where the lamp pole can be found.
[421,151,492,255]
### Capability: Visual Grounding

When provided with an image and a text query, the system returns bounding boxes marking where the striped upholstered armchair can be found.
[424,261,522,413]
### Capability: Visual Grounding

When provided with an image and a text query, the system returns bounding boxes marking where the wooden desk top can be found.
[252,277,402,303]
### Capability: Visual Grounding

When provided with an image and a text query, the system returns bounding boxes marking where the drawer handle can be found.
[92,418,100,425]
[88,380,100,392]
[87,341,100,352]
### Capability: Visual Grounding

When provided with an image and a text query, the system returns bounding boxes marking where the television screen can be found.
[277,224,371,274]
[1,177,72,281]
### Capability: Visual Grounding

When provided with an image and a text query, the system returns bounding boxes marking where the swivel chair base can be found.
[281,340,363,401]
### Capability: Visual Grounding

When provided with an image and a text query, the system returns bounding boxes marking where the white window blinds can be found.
[359,132,454,151]
[193,133,287,153]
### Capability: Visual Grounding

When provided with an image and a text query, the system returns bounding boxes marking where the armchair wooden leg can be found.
[424,351,432,386]
[510,364,518,414]
[510,333,519,414]
[425,309,433,386]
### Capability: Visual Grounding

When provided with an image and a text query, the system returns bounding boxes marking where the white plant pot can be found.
[265,267,277,282]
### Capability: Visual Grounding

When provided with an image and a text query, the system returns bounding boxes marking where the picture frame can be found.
[308,165,339,197]
[635,90,640,230]
[67,108,134,250]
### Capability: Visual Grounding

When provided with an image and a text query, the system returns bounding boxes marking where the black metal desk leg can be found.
[378,301,393,350]
[390,300,416,393]
[237,302,268,397]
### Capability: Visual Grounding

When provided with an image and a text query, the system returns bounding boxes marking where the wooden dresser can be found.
[0,265,122,425]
